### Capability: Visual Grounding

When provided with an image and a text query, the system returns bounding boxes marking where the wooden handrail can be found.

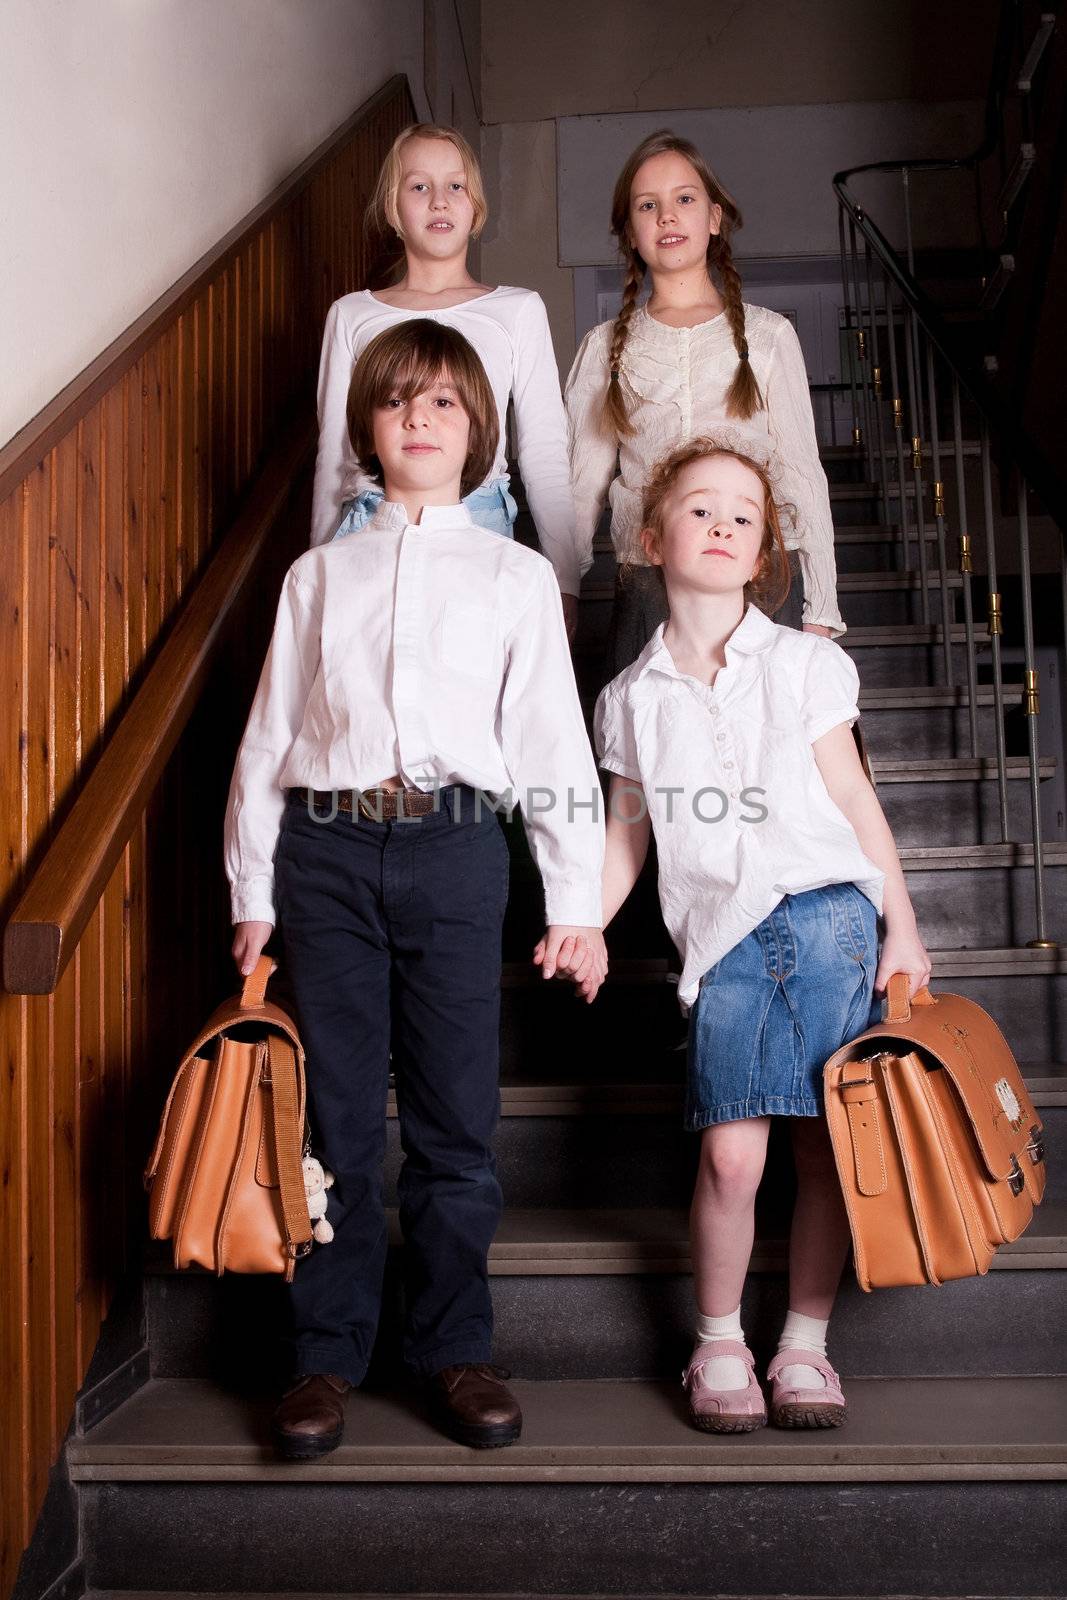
[2,417,315,994]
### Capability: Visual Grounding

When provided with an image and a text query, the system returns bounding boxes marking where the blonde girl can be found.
[312,123,582,633]
[565,435,928,1430]
[565,129,845,675]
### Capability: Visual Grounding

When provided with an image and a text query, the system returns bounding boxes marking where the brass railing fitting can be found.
[912,436,923,470]
[892,397,903,427]
[958,533,973,573]
[987,591,1003,635]
[934,481,945,518]
[1024,669,1040,717]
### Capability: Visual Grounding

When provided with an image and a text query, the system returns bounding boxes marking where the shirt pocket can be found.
[441,601,500,679]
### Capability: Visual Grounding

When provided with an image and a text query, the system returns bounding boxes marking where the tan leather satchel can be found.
[144,956,313,1279]
[823,973,1046,1290]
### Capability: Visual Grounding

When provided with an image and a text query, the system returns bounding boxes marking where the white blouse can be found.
[226,502,604,931]
[594,605,883,1011]
[311,285,582,594]
[565,303,845,635]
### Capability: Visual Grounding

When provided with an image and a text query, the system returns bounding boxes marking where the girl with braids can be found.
[312,123,582,636]
[565,130,845,677]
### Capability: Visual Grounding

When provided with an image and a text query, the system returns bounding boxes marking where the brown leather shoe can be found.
[425,1363,522,1449]
[271,1373,351,1460]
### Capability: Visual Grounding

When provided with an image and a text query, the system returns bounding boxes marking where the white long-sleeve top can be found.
[226,501,604,930]
[311,286,582,594]
[565,303,845,635]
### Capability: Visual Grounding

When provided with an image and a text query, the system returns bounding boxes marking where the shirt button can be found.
[724,760,735,769]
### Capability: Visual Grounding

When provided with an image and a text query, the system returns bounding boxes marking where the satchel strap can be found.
[240,955,275,1010]
[884,973,936,1023]
[839,1071,888,1197]
[267,1034,313,1255]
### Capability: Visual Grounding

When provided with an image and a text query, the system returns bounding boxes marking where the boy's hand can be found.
[533,926,608,1003]
[874,925,931,999]
[233,920,274,978]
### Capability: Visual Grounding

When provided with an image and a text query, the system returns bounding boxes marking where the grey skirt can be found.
[603,552,804,684]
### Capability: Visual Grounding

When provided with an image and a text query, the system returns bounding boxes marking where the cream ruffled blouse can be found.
[564,302,844,635]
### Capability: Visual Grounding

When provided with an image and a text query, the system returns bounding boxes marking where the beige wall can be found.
[481,120,574,361]
[0,0,433,448]
[481,0,1000,123]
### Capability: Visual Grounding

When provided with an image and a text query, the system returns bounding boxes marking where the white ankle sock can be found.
[777,1309,830,1390]
[692,1307,749,1391]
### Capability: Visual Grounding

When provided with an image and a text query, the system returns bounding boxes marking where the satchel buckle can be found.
[1026,1125,1045,1165]
[1007,1156,1025,1197]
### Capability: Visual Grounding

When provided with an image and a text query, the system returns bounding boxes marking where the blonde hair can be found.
[635,438,791,616]
[604,130,763,438]
[346,320,498,499]
[367,123,488,243]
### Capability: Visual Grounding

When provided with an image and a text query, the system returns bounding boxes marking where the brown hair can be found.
[635,438,791,616]
[604,130,762,438]
[346,320,498,498]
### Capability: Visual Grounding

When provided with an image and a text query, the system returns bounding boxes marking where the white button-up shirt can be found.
[594,605,884,1011]
[226,502,604,929]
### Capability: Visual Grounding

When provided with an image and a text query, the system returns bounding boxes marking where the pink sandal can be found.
[682,1340,767,1433]
[767,1348,847,1428]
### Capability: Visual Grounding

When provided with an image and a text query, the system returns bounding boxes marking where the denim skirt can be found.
[333,478,518,541]
[685,883,879,1130]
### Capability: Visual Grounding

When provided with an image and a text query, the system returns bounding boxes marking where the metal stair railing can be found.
[833,159,1064,952]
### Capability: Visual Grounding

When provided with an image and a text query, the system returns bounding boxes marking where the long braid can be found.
[716,235,763,420]
[603,253,645,439]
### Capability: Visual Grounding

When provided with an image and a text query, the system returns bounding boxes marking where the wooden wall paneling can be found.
[77,407,107,1359]
[98,382,129,1296]
[51,429,82,1425]
[22,459,57,1509]
[208,279,226,541]
[193,298,212,578]
[248,236,263,479]
[0,485,29,1600]
[144,342,165,647]
[161,325,180,618]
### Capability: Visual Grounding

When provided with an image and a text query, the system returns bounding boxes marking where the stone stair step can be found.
[473,1205,1067,1276]
[68,1374,1067,1483]
[870,756,1053,781]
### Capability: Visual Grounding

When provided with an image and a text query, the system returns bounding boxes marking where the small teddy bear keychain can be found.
[302,1155,335,1244]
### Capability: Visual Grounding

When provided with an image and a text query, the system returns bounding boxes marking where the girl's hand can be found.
[534,927,609,1003]
[874,926,932,999]
[233,921,274,978]
[560,593,579,644]
[803,623,834,638]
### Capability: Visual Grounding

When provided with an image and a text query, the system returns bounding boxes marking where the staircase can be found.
[51,429,1067,1600]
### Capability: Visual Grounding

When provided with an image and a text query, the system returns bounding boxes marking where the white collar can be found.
[638,604,778,682]
[366,500,476,533]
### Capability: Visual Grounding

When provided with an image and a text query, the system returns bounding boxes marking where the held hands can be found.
[802,623,834,639]
[233,921,273,978]
[874,924,932,1000]
[533,926,608,1003]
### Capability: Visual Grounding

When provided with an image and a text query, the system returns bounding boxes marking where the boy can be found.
[226,321,604,1459]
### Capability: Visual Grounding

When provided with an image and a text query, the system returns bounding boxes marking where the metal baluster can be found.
[924,343,955,687]
[903,307,931,624]
[837,206,862,451]
[981,426,1010,840]
[864,242,892,527]
[848,216,876,483]
[882,280,912,572]
[1016,479,1056,947]
[951,380,980,756]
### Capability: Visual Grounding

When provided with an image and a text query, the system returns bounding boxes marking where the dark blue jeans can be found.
[273,785,509,1385]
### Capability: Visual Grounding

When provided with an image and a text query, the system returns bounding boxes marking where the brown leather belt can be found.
[290,787,438,821]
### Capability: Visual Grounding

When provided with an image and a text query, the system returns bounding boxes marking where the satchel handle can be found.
[884,971,936,1023]
[240,955,276,1009]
